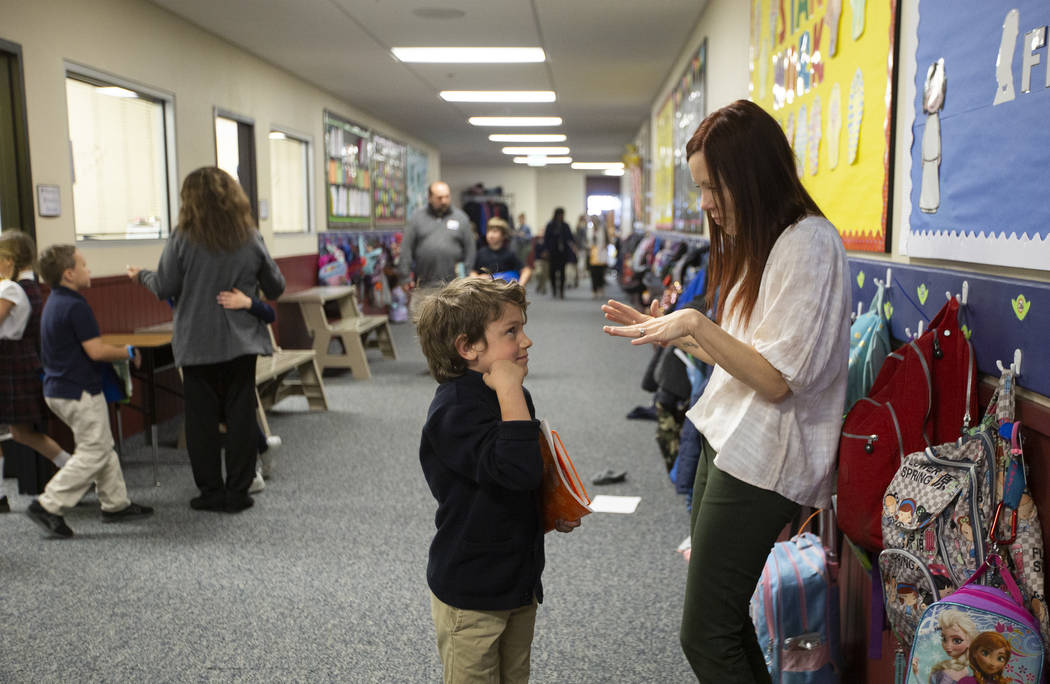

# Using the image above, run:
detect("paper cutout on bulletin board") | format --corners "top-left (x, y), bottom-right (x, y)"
top-left (905, 0), bottom-right (1050, 271)
top-left (652, 95), bottom-right (675, 230)
top-left (748, 0), bottom-right (896, 253)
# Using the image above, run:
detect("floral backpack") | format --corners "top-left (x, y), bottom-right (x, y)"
top-left (877, 369), bottom-right (1049, 653)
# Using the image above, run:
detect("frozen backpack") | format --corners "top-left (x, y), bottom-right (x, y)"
top-left (906, 554), bottom-right (1043, 684)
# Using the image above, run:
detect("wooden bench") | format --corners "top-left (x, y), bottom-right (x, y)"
top-left (279, 285), bottom-right (398, 379)
top-left (254, 326), bottom-right (329, 436)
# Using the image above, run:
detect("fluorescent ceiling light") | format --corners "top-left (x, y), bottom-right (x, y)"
top-left (469, 116), bottom-right (562, 127)
top-left (571, 162), bottom-right (625, 170)
top-left (392, 47), bottom-right (545, 63)
top-left (441, 91), bottom-right (555, 103)
top-left (96, 86), bottom-right (138, 98)
top-left (501, 146), bottom-right (570, 155)
top-left (268, 131), bottom-right (287, 140)
top-left (513, 156), bottom-right (572, 164)
top-left (603, 168), bottom-right (625, 176)
top-left (489, 133), bottom-right (566, 142)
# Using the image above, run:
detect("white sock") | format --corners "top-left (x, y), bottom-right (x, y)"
top-left (53, 450), bottom-right (71, 468)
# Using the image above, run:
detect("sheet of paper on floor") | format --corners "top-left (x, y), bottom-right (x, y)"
top-left (588, 495), bottom-right (641, 514)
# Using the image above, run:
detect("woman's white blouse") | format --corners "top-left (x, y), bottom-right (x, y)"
top-left (686, 216), bottom-right (851, 507)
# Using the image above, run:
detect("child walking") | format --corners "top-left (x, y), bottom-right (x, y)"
top-left (415, 277), bottom-right (580, 683)
top-left (0, 231), bottom-right (73, 512)
top-left (26, 245), bottom-right (153, 537)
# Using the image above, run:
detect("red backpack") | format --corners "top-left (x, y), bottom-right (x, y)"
top-left (836, 297), bottom-right (978, 552)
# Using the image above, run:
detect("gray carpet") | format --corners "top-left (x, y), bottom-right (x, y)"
top-left (0, 278), bottom-right (696, 682)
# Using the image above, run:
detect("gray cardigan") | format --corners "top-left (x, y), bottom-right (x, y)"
top-left (139, 230), bottom-right (286, 367)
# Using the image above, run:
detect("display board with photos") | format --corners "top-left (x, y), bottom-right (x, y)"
top-left (405, 145), bottom-right (429, 219)
top-left (672, 40), bottom-right (706, 233)
top-left (371, 133), bottom-right (407, 225)
top-left (324, 110), bottom-right (371, 226)
top-left (748, 0), bottom-right (898, 251)
top-left (905, 0), bottom-right (1050, 271)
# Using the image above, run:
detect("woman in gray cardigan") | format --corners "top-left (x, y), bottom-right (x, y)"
top-left (129, 167), bottom-right (285, 512)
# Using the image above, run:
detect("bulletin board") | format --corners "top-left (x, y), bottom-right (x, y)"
top-left (748, 0), bottom-right (898, 251)
top-left (905, 1), bottom-right (1050, 271)
top-left (652, 95), bottom-right (675, 231)
top-left (672, 40), bottom-right (707, 233)
top-left (324, 110), bottom-right (371, 226)
top-left (371, 133), bottom-right (407, 225)
top-left (406, 145), bottom-right (429, 218)
top-left (623, 119), bottom-right (648, 232)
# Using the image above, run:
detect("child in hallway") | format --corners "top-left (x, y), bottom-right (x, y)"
top-left (470, 217), bottom-right (532, 285)
top-left (0, 232), bottom-right (74, 512)
top-left (215, 287), bottom-right (283, 491)
top-left (26, 245), bottom-right (153, 537)
top-left (415, 277), bottom-right (581, 683)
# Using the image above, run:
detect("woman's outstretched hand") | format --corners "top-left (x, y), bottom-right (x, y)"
top-left (602, 305), bottom-right (701, 346)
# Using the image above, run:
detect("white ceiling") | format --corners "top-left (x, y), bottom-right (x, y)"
top-left (148, 0), bottom-right (708, 167)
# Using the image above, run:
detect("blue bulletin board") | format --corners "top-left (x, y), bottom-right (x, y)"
top-left (849, 258), bottom-right (1050, 398)
top-left (906, 1), bottom-right (1050, 270)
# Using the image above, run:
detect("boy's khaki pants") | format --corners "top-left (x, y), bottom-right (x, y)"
top-left (40, 391), bottom-right (131, 514)
top-left (431, 592), bottom-right (537, 684)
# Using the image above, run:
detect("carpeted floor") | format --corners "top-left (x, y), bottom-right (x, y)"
top-left (0, 278), bottom-right (696, 682)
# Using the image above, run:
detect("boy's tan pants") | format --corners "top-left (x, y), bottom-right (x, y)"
top-left (430, 591), bottom-right (537, 684)
top-left (40, 391), bottom-right (130, 514)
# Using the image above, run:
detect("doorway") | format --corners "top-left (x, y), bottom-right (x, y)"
top-left (0, 39), bottom-right (35, 236)
top-left (214, 109), bottom-right (258, 222)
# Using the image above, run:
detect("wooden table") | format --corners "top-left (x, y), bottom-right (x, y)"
top-left (101, 331), bottom-right (176, 486)
top-left (278, 286), bottom-right (397, 378)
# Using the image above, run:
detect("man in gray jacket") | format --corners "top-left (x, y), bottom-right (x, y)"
top-left (400, 181), bottom-right (475, 316)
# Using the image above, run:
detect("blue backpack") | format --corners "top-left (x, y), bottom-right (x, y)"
top-left (845, 281), bottom-right (891, 411)
top-left (751, 530), bottom-right (842, 683)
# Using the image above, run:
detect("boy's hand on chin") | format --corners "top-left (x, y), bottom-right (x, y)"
top-left (483, 359), bottom-right (526, 393)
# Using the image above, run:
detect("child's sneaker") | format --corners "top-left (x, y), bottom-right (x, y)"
top-left (100, 502), bottom-right (154, 522)
top-left (0, 495), bottom-right (10, 513)
top-left (26, 499), bottom-right (73, 538)
top-left (249, 468), bottom-right (265, 494)
top-left (260, 435), bottom-right (282, 479)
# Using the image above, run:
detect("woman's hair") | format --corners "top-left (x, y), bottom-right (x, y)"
top-left (38, 244), bottom-right (77, 287)
top-left (0, 229), bottom-right (38, 275)
top-left (415, 277), bottom-right (528, 383)
top-left (176, 167), bottom-right (256, 252)
top-left (686, 99), bottom-right (823, 325)
top-left (967, 631), bottom-right (1012, 682)
top-left (552, 207), bottom-right (565, 221)
top-left (938, 609), bottom-right (977, 640)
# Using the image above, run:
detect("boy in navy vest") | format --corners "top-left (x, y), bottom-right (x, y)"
top-left (415, 277), bottom-right (580, 682)
top-left (26, 245), bottom-right (153, 538)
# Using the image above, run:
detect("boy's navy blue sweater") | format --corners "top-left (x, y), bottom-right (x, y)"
top-left (420, 369), bottom-right (545, 611)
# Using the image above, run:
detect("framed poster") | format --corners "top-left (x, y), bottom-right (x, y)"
top-left (749, 0), bottom-right (898, 251)
top-left (406, 145), bottom-right (429, 218)
top-left (324, 110), bottom-right (371, 226)
top-left (652, 94), bottom-right (675, 231)
top-left (905, 1), bottom-right (1050, 271)
top-left (672, 40), bottom-right (706, 233)
top-left (372, 133), bottom-right (407, 225)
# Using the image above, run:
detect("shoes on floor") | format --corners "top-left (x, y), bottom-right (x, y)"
top-left (190, 494), bottom-right (226, 512)
top-left (592, 469), bottom-right (627, 485)
top-left (26, 499), bottom-right (73, 538)
top-left (101, 502), bottom-right (154, 523)
top-left (225, 494), bottom-right (254, 513)
top-left (0, 495), bottom-right (10, 513)
top-left (249, 469), bottom-right (266, 494)
top-left (625, 405), bottom-right (658, 421)
top-left (260, 435), bottom-right (282, 479)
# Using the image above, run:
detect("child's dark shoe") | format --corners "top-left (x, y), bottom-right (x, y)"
top-left (101, 502), bottom-right (154, 522)
top-left (26, 499), bottom-right (73, 538)
top-left (0, 495), bottom-right (10, 513)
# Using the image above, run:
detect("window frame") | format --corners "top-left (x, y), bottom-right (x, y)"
top-left (267, 124), bottom-right (314, 236)
top-left (64, 62), bottom-right (177, 244)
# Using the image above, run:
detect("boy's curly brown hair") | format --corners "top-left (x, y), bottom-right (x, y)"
top-left (415, 277), bottom-right (528, 383)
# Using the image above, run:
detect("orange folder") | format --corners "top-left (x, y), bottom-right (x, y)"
top-left (538, 420), bottom-right (592, 533)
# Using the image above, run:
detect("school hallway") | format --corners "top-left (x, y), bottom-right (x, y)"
top-left (0, 280), bottom-right (698, 682)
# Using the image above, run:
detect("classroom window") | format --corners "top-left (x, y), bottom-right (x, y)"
top-left (65, 70), bottom-right (174, 240)
top-left (268, 130), bottom-right (311, 233)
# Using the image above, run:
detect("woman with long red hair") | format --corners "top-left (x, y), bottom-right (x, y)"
top-left (603, 99), bottom-right (851, 681)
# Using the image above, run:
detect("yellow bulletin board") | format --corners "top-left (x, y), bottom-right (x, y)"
top-left (749, 0), bottom-right (898, 252)
top-left (652, 95), bottom-right (675, 230)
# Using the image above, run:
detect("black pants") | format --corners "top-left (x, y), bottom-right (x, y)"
top-left (680, 438), bottom-right (799, 682)
top-left (549, 259), bottom-right (567, 298)
top-left (589, 264), bottom-right (607, 292)
top-left (181, 355), bottom-right (258, 499)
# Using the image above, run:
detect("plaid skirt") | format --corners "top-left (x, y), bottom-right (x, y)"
top-left (0, 336), bottom-right (47, 424)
